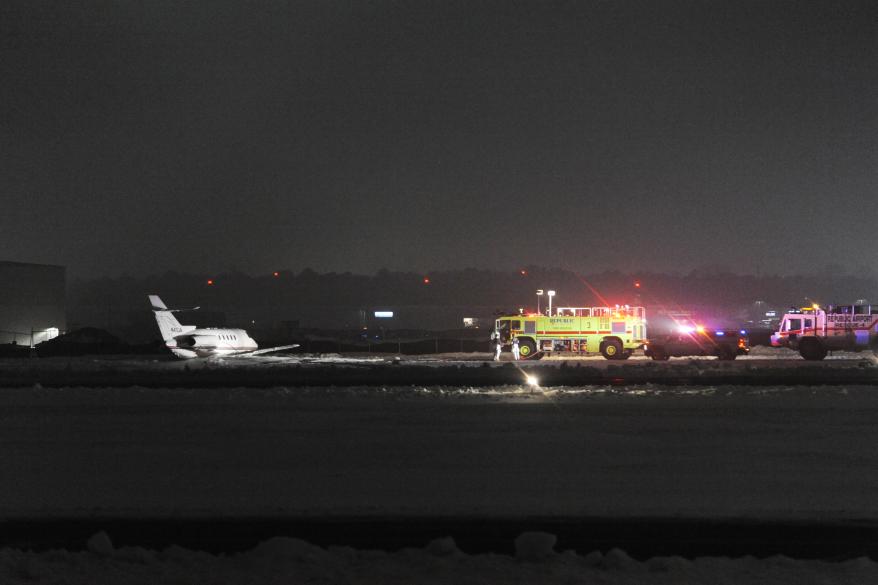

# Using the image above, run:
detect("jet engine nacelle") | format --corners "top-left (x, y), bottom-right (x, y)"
top-left (175, 334), bottom-right (219, 349)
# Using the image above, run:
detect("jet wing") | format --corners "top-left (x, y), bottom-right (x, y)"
top-left (237, 344), bottom-right (301, 357)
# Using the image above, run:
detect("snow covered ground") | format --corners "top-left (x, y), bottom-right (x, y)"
top-left (2, 348), bottom-right (876, 392)
top-left (2, 344), bottom-right (875, 372)
top-left (1, 530), bottom-right (876, 584)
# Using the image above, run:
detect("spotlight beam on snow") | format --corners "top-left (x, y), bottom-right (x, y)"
top-left (508, 360), bottom-right (540, 390)
top-left (512, 364), bottom-right (570, 419)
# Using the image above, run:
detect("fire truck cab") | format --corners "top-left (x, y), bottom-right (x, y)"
top-left (495, 306), bottom-right (647, 360)
top-left (770, 304), bottom-right (878, 360)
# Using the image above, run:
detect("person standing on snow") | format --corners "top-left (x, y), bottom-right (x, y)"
top-left (492, 331), bottom-right (502, 361)
top-left (512, 337), bottom-right (520, 360)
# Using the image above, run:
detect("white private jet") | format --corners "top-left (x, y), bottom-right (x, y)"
top-left (149, 295), bottom-right (298, 359)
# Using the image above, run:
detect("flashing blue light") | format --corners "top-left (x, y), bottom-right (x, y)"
top-left (715, 331), bottom-right (725, 336)
top-left (740, 329), bottom-right (747, 335)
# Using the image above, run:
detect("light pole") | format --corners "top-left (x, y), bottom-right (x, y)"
top-left (536, 289), bottom-right (544, 314)
top-left (547, 290), bottom-right (556, 316)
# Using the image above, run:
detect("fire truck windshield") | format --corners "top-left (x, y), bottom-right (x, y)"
top-left (497, 319), bottom-right (521, 343)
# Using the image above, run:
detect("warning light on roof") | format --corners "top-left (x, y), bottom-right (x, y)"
top-left (520, 269), bottom-right (528, 276)
top-left (423, 277), bottom-right (430, 284)
top-left (273, 271), bottom-right (280, 277)
top-left (634, 281), bottom-right (641, 288)
top-left (207, 279), bottom-right (215, 286)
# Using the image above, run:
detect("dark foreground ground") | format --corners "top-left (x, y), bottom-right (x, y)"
top-left (4, 516), bottom-right (878, 560)
top-left (2, 353), bottom-right (878, 565)
top-left (2, 382), bottom-right (878, 560)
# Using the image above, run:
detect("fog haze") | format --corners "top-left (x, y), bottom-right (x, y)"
top-left (2, 1), bottom-right (875, 277)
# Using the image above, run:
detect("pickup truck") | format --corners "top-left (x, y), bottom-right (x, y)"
top-left (644, 328), bottom-right (749, 361)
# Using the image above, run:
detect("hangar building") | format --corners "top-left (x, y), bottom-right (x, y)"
top-left (0, 261), bottom-right (66, 345)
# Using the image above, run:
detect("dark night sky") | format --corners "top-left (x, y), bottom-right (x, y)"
top-left (2, 1), bottom-right (876, 278)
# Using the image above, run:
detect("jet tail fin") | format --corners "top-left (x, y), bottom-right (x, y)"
top-left (149, 295), bottom-right (168, 311)
top-left (148, 295), bottom-right (195, 342)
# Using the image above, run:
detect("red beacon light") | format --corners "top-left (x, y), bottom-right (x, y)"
top-left (423, 277), bottom-right (431, 284)
top-left (273, 271), bottom-right (280, 277)
top-left (207, 279), bottom-right (215, 286)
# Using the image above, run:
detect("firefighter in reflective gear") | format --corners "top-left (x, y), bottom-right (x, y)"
top-left (492, 330), bottom-right (502, 361)
top-left (512, 336), bottom-right (520, 360)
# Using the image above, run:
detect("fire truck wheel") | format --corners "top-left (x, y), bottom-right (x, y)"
top-left (600, 339), bottom-right (623, 360)
top-left (799, 338), bottom-right (827, 361)
top-left (519, 339), bottom-right (537, 358)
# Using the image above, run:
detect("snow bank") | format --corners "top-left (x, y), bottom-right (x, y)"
top-left (3, 348), bottom-right (877, 389)
top-left (0, 532), bottom-right (875, 584)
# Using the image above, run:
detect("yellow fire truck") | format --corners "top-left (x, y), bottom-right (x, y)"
top-left (495, 306), bottom-right (647, 359)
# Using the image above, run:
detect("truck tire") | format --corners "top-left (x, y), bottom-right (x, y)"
top-left (717, 347), bottom-right (737, 361)
top-left (650, 347), bottom-right (669, 361)
top-left (601, 339), bottom-right (623, 360)
top-left (518, 338), bottom-right (537, 359)
top-left (799, 338), bottom-right (827, 361)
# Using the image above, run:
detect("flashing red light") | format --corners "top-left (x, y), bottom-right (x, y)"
top-left (273, 271), bottom-right (280, 277)
top-left (423, 277), bottom-right (431, 284)
top-left (520, 269), bottom-right (527, 276)
top-left (634, 281), bottom-right (641, 288)
top-left (207, 279), bottom-right (215, 286)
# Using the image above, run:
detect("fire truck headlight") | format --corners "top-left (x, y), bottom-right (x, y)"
top-left (525, 375), bottom-right (539, 387)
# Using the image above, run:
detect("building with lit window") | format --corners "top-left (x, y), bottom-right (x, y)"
top-left (0, 261), bottom-right (66, 346)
